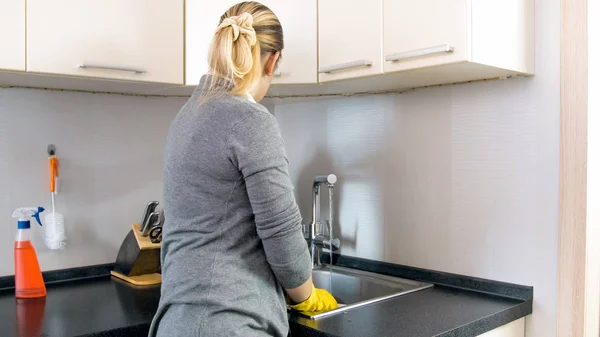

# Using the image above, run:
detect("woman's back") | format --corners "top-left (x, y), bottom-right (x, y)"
top-left (150, 86), bottom-right (311, 337)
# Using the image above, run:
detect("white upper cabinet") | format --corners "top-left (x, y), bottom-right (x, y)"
top-left (0, 0), bottom-right (532, 96)
top-left (314, 0), bottom-right (533, 88)
top-left (185, 0), bottom-right (317, 86)
top-left (468, 0), bottom-right (534, 74)
top-left (383, 0), bottom-right (534, 75)
top-left (263, 0), bottom-right (317, 84)
top-left (0, 0), bottom-right (25, 71)
top-left (186, 0), bottom-right (238, 86)
top-left (383, 0), bottom-right (468, 73)
top-left (318, 0), bottom-right (383, 83)
top-left (26, 0), bottom-right (184, 84)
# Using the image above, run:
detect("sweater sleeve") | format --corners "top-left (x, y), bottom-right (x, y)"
top-left (227, 111), bottom-right (312, 289)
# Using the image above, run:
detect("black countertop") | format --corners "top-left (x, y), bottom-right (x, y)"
top-left (0, 256), bottom-right (532, 337)
top-left (289, 286), bottom-right (527, 337)
top-left (0, 274), bottom-right (158, 337)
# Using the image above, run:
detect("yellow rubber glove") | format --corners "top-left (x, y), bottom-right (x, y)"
top-left (288, 286), bottom-right (338, 314)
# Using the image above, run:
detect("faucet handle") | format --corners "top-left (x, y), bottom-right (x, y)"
top-left (328, 237), bottom-right (341, 251)
top-left (313, 235), bottom-right (340, 251)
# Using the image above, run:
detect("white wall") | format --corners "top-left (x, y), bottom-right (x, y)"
top-left (274, 2), bottom-right (559, 336)
top-left (0, 88), bottom-right (185, 276)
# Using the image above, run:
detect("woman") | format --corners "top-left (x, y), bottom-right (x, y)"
top-left (149, 2), bottom-right (337, 337)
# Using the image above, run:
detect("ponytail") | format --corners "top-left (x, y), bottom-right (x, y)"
top-left (201, 2), bottom-right (284, 103)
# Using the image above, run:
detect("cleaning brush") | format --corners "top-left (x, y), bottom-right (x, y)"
top-left (44, 144), bottom-right (66, 250)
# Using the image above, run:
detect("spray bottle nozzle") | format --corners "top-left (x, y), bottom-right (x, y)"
top-left (12, 207), bottom-right (45, 227)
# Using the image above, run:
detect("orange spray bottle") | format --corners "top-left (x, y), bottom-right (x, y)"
top-left (12, 207), bottom-right (46, 298)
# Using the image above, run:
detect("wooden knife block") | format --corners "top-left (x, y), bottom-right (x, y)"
top-left (111, 224), bottom-right (162, 286)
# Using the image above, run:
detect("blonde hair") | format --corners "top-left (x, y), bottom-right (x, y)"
top-left (202, 2), bottom-right (283, 102)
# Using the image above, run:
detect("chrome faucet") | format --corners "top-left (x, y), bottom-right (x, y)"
top-left (304, 174), bottom-right (341, 268)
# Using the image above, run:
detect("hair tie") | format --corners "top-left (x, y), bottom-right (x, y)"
top-left (217, 13), bottom-right (257, 47)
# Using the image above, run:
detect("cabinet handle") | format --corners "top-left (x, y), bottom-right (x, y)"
top-left (318, 60), bottom-right (373, 74)
top-left (79, 64), bottom-right (146, 74)
top-left (385, 44), bottom-right (454, 62)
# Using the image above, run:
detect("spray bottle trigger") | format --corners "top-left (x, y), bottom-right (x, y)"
top-left (32, 207), bottom-right (45, 226)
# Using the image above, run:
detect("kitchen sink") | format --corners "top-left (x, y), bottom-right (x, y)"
top-left (300, 265), bottom-right (433, 319)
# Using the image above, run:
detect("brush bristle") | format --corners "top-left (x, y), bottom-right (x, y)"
top-left (44, 213), bottom-right (66, 250)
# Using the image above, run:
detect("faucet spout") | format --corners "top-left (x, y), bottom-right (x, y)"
top-left (306, 174), bottom-right (338, 268)
top-left (314, 174), bottom-right (338, 185)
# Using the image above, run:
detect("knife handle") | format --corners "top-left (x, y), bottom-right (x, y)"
top-left (140, 201), bottom-right (159, 227)
top-left (141, 212), bottom-right (160, 237)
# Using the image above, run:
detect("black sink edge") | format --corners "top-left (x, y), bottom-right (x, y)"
top-left (322, 254), bottom-right (533, 302)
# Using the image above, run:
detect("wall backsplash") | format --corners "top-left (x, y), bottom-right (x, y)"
top-left (275, 4), bottom-right (558, 336)
top-left (276, 77), bottom-right (557, 336)
top-left (0, 88), bottom-right (185, 277)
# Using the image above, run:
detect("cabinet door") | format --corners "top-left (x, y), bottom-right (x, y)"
top-left (318, 0), bottom-right (383, 83)
top-left (0, 0), bottom-right (25, 71)
top-left (27, 0), bottom-right (184, 84)
top-left (186, 0), bottom-right (317, 86)
top-left (186, 0), bottom-right (239, 86)
top-left (263, 0), bottom-right (317, 84)
top-left (383, 0), bottom-right (468, 73)
top-left (477, 318), bottom-right (524, 337)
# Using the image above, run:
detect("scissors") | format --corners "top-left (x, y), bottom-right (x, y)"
top-left (149, 225), bottom-right (162, 243)
top-left (149, 210), bottom-right (164, 244)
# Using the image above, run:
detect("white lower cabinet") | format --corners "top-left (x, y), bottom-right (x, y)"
top-left (477, 318), bottom-right (525, 337)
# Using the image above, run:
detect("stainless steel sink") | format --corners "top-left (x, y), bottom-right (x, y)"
top-left (301, 265), bottom-right (433, 319)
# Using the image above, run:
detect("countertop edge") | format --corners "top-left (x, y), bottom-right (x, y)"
top-left (289, 321), bottom-right (341, 337)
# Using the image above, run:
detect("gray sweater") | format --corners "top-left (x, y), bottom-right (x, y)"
top-left (148, 83), bottom-right (312, 337)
